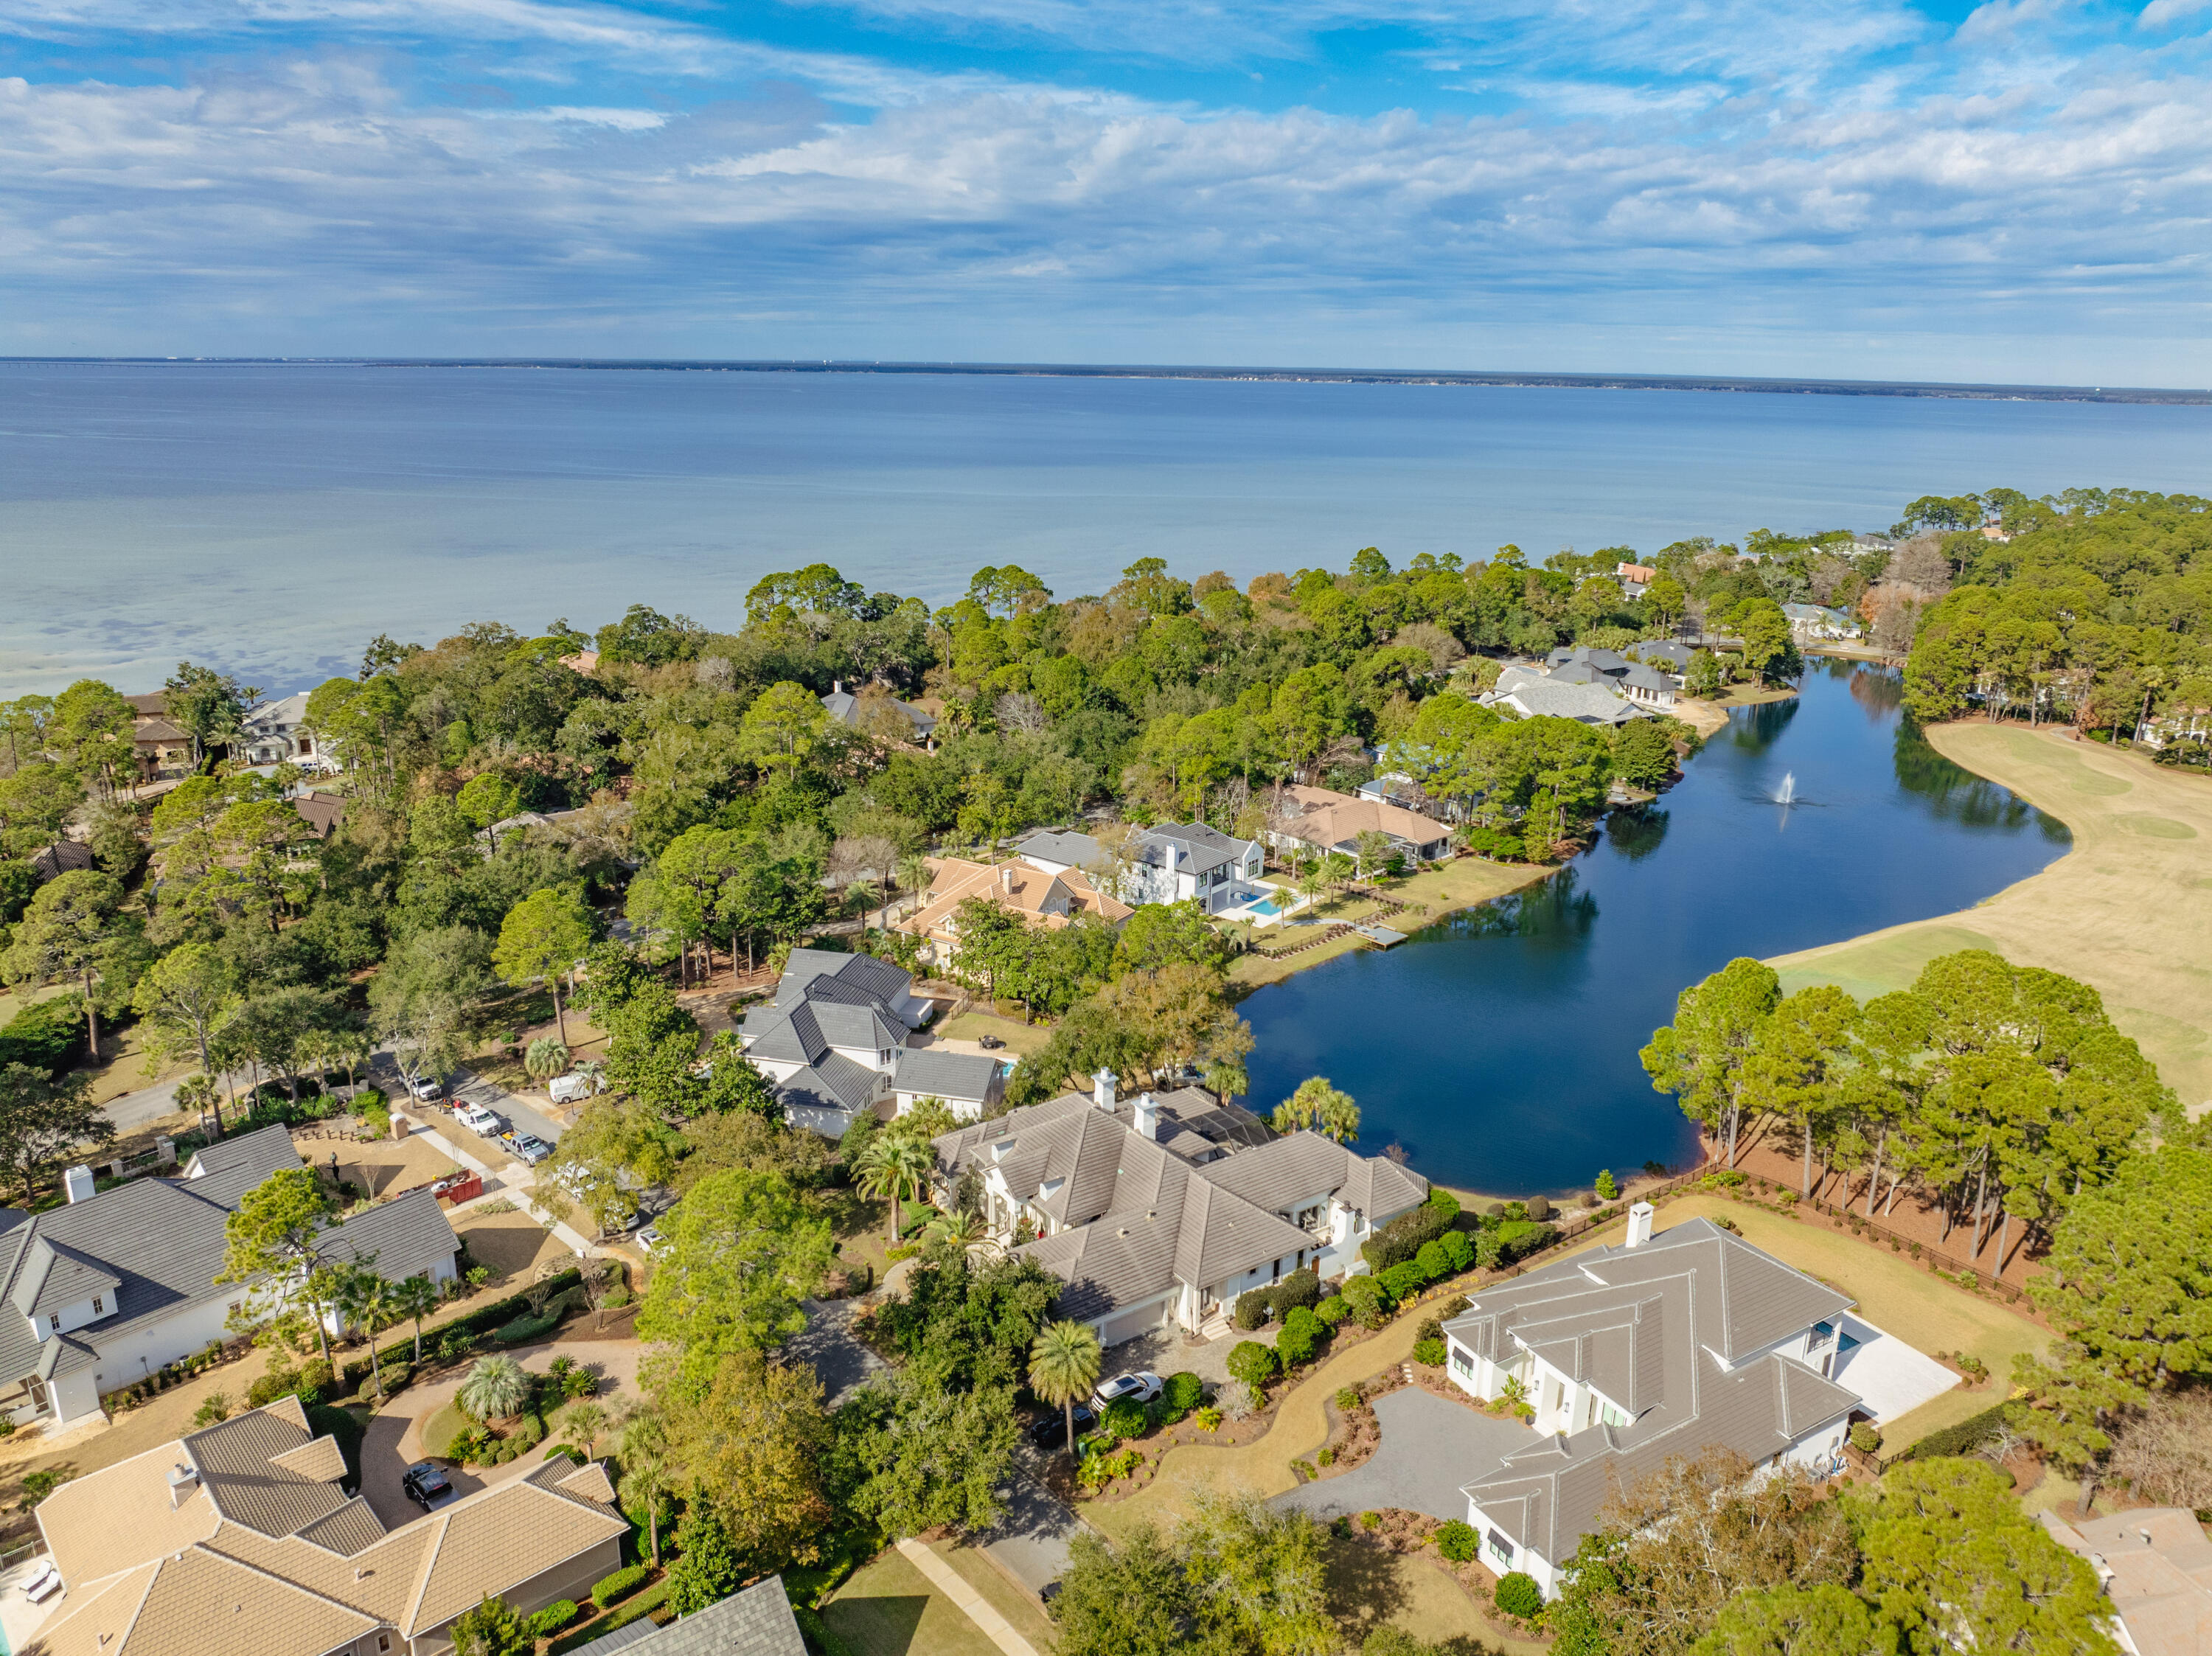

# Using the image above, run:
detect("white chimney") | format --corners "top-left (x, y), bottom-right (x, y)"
top-left (167, 1463), bottom-right (200, 1509)
top-left (1134, 1093), bottom-right (1159, 1141)
top-left (1001, 866), bottom-right (1015, 891)
top-left (1624, 1200), bottom-right (1655, 1250)
top-left (1093, 1068), bottom-right (1117, 1112)
top-left (832, 679), bottom-right (843, 695)
top-left (63, 1165), bottom-right (95, 1205)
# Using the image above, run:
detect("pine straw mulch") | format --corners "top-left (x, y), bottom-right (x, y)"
top-left (1339, 1511), bottom-right (1553, 1649)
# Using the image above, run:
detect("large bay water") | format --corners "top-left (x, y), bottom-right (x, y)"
top-left (1240, 662), bottom-right (2071, 1195)
top-left (7, 362), bottom-right (2212, 693)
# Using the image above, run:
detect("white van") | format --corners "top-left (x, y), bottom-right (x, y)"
top-left (548, 1071), bottom-right (603, 1104)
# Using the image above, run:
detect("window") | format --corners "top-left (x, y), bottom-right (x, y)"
top-left (91, 1296), bottom-right (103, 1315)
top-left (377, 1635), bottom-right (391, 1652)
top-left (1451, 1347), bottom-right (1473, 1377)
top-left (1487, 1529), bottom-right (1514, 1566)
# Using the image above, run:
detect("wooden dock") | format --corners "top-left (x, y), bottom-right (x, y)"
top-left (1352, 924), bottom-right (1407, 947)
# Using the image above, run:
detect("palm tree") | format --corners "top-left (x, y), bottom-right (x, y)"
top-left (1203, 1055), bottom-right (1249, 1107)
top-left (614, 1409), bottom-right (669, 1565)
top-left (856, 1134), bottom-right (931, 1244)
top-left (333, 1265), bottom-right (394, 1399)
top-left (1028, 1320), bottom-right (1102, 1465)
top-left (563, 1399), bottom-right (606, 1458)
top-left (458, 1354), bottom-right (532, 1422)
top-left (897, 853), bottom-right (934, 919)
top-left (392, 1273), bottom-right (443, 1365)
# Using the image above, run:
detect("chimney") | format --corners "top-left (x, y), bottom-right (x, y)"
top-left (1093, 1068), bottom-right (1117, 1112)
top-left (1624, 1200), bottom-right (1655, 1250)
top-left (63, 1165), bottom-right (95, 1205)
top-left (832, 679), bottom-right (843, 695)
top-left (167, 1462), bottom-right (200, 1509)
top-left (1134, 1093), bottom-right (1159, 1141)
top-left (1001, 866), bottom-right (1015, 891)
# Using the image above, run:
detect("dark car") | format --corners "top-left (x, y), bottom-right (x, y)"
top-left (978, 1034), bottom-right (1005, 1050)
top-left (1027, 1403), bottom-right (1096, 1448)
top-left (401, 1461), bottom-right (455, 1510)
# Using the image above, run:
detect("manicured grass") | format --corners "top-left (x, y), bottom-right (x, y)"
top-left (1227, 857), bottom-right (1549, 991)
top-left (1324, 1541), bottom-right (1547, 1656)
top-left (419, 1400), bottom-right (469, 1460)
top-left (1565, 1193), bottom-right (2046, 1451)
top-left (933, 1011), bottom-right (1051, 1056)
top-left (932, 1543), bottom-right (1059, 1649)
top-left (1770, 725), bottom-right (2212, 1112)
top-left (821, 1547), bottom-right (1003, 1656)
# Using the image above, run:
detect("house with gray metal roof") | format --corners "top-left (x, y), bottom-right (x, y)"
top-left (737, 950), bottom-right (936, 1137)
top-left (0, 1127), bottom-right (459, 1430)
top-left (887, 1047), bottom-right (1008, 1124)
top-left (1443, 1206), bottom-right (1860, 1597)
top-left (560, 1578), bottom-right (804, 1656)
top-left (933, 1071), bottom-right (1427, 1347)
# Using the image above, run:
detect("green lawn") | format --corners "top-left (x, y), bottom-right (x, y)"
top-left (1574, 1194), bottom-right (2046, 1450)
top-left (933, 1011), bottom-right (1051, 1057)
top-left (821, 1547), bottom-right (1003, 1656)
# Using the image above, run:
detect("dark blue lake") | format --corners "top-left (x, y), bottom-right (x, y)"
top-left (1239, 661), bottom-right (2071, 1195)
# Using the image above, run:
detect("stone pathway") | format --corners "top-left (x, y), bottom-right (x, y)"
top-left (895, 1537), bottom-right (1043, 1656)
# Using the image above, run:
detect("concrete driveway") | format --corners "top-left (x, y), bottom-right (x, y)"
top-left (358, 1337), bottom-right (643, 1529)
top-left (1276, 1387), bottom-right (1536, 1525)
top-left (981, 1470), bottom-right (1088, 1600)
top-left (787, 1298), bottom-right (887, 1405)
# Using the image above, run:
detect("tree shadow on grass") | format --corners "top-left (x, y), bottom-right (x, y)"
top-left (1324, 1535), bottom-right (1412, 1641)
top-left (821, 1593), bottom-right (929, 1656)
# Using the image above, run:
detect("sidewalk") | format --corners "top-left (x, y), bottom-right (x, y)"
top-left (894, 1539), bottom-right (1042, 1656)
top-left (394, 1113), bottom-right (597, 1256)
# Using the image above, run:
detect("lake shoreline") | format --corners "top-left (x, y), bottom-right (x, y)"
top-left (1768, 720), bottom-right (2212, 1112)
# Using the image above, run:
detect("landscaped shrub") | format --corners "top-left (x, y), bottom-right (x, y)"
top-left (493, 1310), bottom-right (561, 1346)
top-left (1227, 1340), bottom-right (1281, 1391)
top-left (1437, 1293), bottom-right (1471, 1319)
top-left (1276, 1305), bottom-right (1327, 1368)
top-left (0, 997), bottom-right (86, 1077)
top-left (1336, 1386), bottom-right (1361, 1411)
top-left (1435, 1520), bottom-right (1478, 1562)
top-left (1440, 1231), bottom-right (1475, 1274)
top-left (1317, 1295), bottom-right (1352, 1326)
top-left (1595, 1169), bottom-right (1619, 1200)
top-left (1161, 1371), bottom-right (1205, 1413)
top-left (1195, 1406), bottom-right (1224, 1431)
top-left (1426, 1187), bottom-right (1461, 1223)
top-left (1525, 1195), bottom-right (1553, 1222)
top-left (592, 1565), bottom-right (651, 1608)
top-left (1268, 1266), bottom-right (1321, 1317)
top-left (1850, 1423), bottom-right (1882, 1454)
top-left (1339, 1275), bottom-right (1393, 1328)
top-left (1412, 1337), bottom-right (1446, 1367)
top-left (1234, 1290), bottom-right (1272, 1329)
top-left (1100, 1398), bottom-right (1149, 1441)
top-left (1316, 1447), bottom-right (1334, 1467)
top-left (1897, 1402), bottom-right (2012, 1462)
top-left (1363, 1203), bottom-right (1451, 1273)
top-left (528, 1601), bottom-right (580, 1638)
top-left (1479, 1220), bottom-right (1557, 1270)
top-left (1413, 1239), bottom-right (1452, 1284)
top-left (1495, 1572), bottom-right (1543, 1618)
top-left (1378, 1262), bottom-right (1422, 1301)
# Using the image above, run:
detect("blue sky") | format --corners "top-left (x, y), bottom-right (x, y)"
top-left (3, 0), bottom-right (2209, 380)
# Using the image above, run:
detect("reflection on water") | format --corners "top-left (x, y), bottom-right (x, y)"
top-left (1241, 663), bottom-right (2071, 1193)
top-left (1605, 807), bottom-right (1671, 861)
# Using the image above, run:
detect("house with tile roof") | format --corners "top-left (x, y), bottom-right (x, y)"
top-left (899, 856), bottom-right (1133, 971)
top-left (1262, 784), bottom-right (1453, 866)
top-left (122, 692), bottom-right (195, 781)
top-left (26, 1398), bottom-right (627, 1656)
top-left (933, 1071), bottom-right (1426, 1346)
top-left (1442, 1205), bottom-right (1860, 1597)
top-left (0, 1127), bottom-right (459, 1430)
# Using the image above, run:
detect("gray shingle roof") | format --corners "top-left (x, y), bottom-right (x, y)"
top-left (1449, 1217), bottom-right (1858, 1566)
top-left (888, 1048), bottom-right (1004, 1104)
top-left (822, 688), bottom-right (936, 740)
top-left (1015, 829), bottom-right (1106, 870)
top-left (1138, 824), bottom-right (1245, 877)
top-left (1483, 678), bottom-right (1648, 726)
top-left (774, 1051), bottom-right (883, 1120)
top-left (567, 1579), bottom-right (804, 1656)
top-left (936, 1095), bottom-right (1421, 1318)
top-left (316, 1189), bottom-right (462, 1284)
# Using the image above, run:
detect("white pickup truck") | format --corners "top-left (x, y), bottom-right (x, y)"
top-left (453, 1102), bottom-right (504, 1136)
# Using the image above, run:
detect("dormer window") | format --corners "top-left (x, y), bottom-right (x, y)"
top-left (91, 1296), bottom-right (104, 1316)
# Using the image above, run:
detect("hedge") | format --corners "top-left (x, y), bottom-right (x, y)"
top-left (592, 1565), bottom-right (652, 1607)
top-left (549, 1582), bottom-right (671, 1656)
top-left (493, 1310), bottom-right (562, 1346)
top-left (528, 1601), bottom-right (580, 1638)
top-left (1896, 1401), bottom-right (2013, 1463)
top-left (1435, 1520), bottom-right (1478, 1563)
top-left (793, 1603), bottom-right (860, 1656)
top-left (0, 998), bottom-right (86, 1078)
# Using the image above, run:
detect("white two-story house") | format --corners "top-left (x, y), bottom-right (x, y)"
top-left (1017, 824), bottom-right (1267, 916)
top-left (1442, 1206), bottom-right (1862, 1598)
top-left (932, 1071), bottom-right (1429, 1347)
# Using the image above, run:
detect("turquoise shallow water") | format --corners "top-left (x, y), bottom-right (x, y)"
top-left (1241, 663), bottom-right (2070, 1194)
top-left (6, 362), bottom-right (2212, 692)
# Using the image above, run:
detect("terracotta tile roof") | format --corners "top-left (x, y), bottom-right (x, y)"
top-left (267, 1435), bottom-right (349, 1485)
top-left (902, 856), bottom-right (1131, 942)
top-left (35, 1442), bottom-right (221, 1587)
top-left (404, 1463), bottom-right (628, 1634)
top-left (1270, 786), bottom-right (1451, 852)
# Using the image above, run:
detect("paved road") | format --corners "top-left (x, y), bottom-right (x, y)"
top-left (364, 1055), bottom-right (566, 1148)
top-left (1275, 1386), bottom-right (1533, 1524)
top-left (105, 1071), bottom-right (202, 1133)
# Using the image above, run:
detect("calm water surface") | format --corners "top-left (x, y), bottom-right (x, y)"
top-left (7, 363), bottom-right (2212, 692)
top-left (1240, 663), bottom-right (2070, 1194)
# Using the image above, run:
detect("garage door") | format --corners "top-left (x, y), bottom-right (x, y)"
top-left (1099, 1299), bottom-right (1167, 1347)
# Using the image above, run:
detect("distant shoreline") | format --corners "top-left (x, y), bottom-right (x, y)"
top-left (6, 357), bottom-right (2209, 405)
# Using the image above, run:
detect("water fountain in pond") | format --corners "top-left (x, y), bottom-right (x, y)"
top-left (1775, 772), bottom-right (1798, 806)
